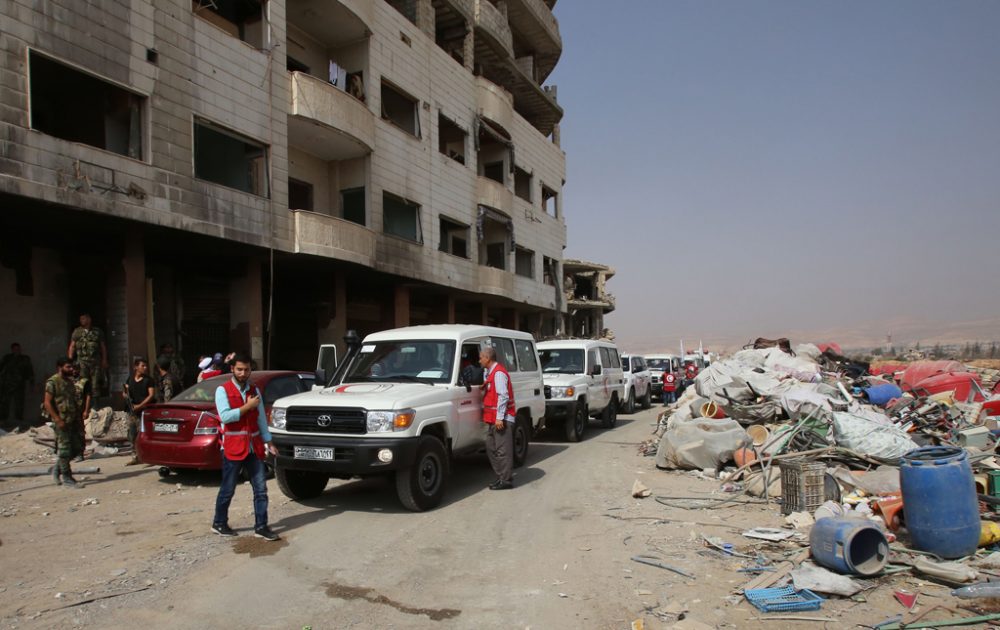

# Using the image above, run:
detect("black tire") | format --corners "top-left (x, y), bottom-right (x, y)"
top-left (396, 437), bottom-right (448, 511)
top-left (157, 467), bottom-right (171, 478)
top-left (624, 388), bottom-right (636, 414)
top-left (276, 466), bottom-right (328, 500)
top-left (600, 396), bottom-right (618, 429)
top-left (565, 402), bottom-right (586, 442)
top-left (641, 388), bottom-right (652, 409)
top-left (513, 417), bottom-right (531, 468)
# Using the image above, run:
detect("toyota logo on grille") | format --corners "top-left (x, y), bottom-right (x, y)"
top-left (316, 414), bottom-right (332, 427)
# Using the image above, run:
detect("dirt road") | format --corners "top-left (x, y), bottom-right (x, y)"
top-left (2, 408), bottom-right (912, 629)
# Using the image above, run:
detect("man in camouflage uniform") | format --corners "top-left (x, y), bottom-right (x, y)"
top-left (156, 343), bottom-right (186, 389)
top-left (0, 342), bottom-right (34, 429)
top-left (43, 357), bottom-right (84, 488)
top-left (68, 313), bottom-right (107, 398)
top-left (155, 356), bottom-right (181, 403)
top-left (71, 362), bottom-right (92, 462)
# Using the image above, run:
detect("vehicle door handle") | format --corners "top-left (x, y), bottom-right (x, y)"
top-left (534, 389), bottom-right (540, 395)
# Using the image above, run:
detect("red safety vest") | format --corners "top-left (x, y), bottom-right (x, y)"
top-left (219, 380), bottom-right (266, 460)
top-left (662, 371), bottom-right (678, 392)
top-left (482, 363), bottom-right (516, 424)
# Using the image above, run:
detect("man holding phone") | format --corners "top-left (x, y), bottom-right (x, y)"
top-left (211, 354), bottom-right (280, 541)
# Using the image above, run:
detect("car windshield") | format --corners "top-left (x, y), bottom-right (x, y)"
top-left (539, 349), bottom-right (585, 374)
top-left (171, 377), bottom-right (229, 402)
top-left (344, 340), bottom-right (456, 384)
top-left (646, 359), bottom-right (670, 370)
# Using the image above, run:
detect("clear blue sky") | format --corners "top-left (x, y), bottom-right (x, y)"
top-left (549, 1), bottom-right (1000, 352)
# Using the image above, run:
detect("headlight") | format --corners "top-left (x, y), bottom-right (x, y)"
top-left (550, 386), bottom-right (575, 399)
top-left (366, 409), bottom-right (416, 433)
top-left (271, 407), bottom-right (287, 429)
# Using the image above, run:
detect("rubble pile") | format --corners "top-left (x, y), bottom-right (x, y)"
top-left (645, 342), bottom-right (1000, 627)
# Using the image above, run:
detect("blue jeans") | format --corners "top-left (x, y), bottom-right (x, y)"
top-left (213, 452), bottom-right (268, 530)
top-left (663, 390), bottom-right (676, 405)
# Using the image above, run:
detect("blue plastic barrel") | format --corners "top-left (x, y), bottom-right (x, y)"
top-left (900, 446), bottom-right (980, 559)
top-left (810, 517), bottom-right (888, 575)
top-left (863, 383), bottom-right (903, 407)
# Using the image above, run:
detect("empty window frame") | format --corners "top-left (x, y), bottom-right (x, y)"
top-left (29, 52), bottom-right (145, 160)
top-left (435, 11), bottom-right (467, 65)
top-left (514, 167), bottom-right (532, 202)
top-left (542, 184), bottom-right (558, 217)
top-left (288, 178), bottom-right (313, 211)
top-left (479, 208), bottom-right (511, 270)
top-left (385, 0), bottom-right (417, 24)
top-left (439, 216), bottom-right (469, 259)
top-left (341, 187), bottom-right (366, 225)
top-left (381, 81), bottom-right (420, 137)
top-left (477, 120), bottom-right (510, 185)
top-left (515, 246), bottom-right (534, 279)
top-left (438, 114), bottom-right (467, 165)
top-left (543, 256), bottom-right (558, 286)
top-left (193, 120), bottom-right (269, 197)
top-left (192, 0), bottom-right (266, 48)
top-left (383, 192), bottom-right (422, 243)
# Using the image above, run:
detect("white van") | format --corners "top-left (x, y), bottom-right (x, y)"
top-left (268, 325), bottom-right (546, 511)
top-left (536, 339), bottom-right (626, 442)
top-left (620, 354), bottom-right (653, 413)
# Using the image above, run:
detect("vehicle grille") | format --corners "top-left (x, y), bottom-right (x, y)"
top-left (286, 407), bottom-right (366, 434)
top-left (651, 375), bottom-right (660, 384)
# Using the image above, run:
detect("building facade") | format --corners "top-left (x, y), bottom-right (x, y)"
top-left (562, 259), bottom-right (615, 340)
top-left (0, 0), bottom-right (567, 406)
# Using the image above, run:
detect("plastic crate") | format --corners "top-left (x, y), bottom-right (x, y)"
top-left (779, 459), bottom-right (826, 515)
top-left (988, 470), bottom-right (1000, 513)
top-left (745, 586), bottom-right (824, 613)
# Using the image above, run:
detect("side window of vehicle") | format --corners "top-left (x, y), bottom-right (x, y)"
top-left (264, 376), bottom-right (300, 403)
top-left (514, 339), bottom-right (538, 372)
top-left (587, 349), bottom-right (600, 371)
top-left (491, 337), bottom-right (518, 371)
top-left (599, 347), bottom-right (617, 369)
top-left (636, 358), bottom-right (646, 372)
top-left (610, 348), bottom-right (621, 369)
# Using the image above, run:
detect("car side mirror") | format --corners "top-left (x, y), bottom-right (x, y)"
top-left (314, 368), bottom-right (326, 387)
top-left (591, 364), bottom-right (602, 376)
top-left (460, 365), bottom-right (483, 391)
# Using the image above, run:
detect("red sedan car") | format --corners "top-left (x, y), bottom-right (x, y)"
top-left (137, 371), bottom-right (315, 476)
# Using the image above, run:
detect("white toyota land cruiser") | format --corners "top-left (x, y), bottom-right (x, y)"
top-left (536, 339), bottom-right (626, 442)
top-left (269, 325), bottom-right (546, 511)
top-left (620, 354), bottom-right (653, 414)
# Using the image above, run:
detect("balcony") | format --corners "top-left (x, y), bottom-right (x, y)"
top-left (476, 76), bottom-right (513, 132)
top-left (479, 265), bottom-right (514, 296)
top-left (505, 0), bottom-right (562, 81)
top-left (473, 0), bottom-right (514, 61)
top-left (286, 0), bottom-right (373, 47)
top-left (288, 71), bottom-right (374, 160)
top-left (293, 210), bottom-right (376, 266)
top-left (476, 176), bottom-right (513, 214)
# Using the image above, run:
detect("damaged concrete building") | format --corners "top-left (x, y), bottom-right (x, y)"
top-left (0, 0), bottom-right (568, 412)
top-left (562, 259), bottom-right (615, 339)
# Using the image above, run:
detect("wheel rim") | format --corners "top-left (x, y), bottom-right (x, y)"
top-left (418, 452), bottom-right (442, 494)
top-left (575, 408), bottom-right (585, 435)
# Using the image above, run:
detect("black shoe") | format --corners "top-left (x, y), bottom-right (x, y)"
top-left (254, 526), bottom-right (280, 542)
top-left (489, 481), bottom-right (513, 490)
top-left (211, 523), bottom-right (237, 537)
top-left (488, 479), bottom-right (503, 489)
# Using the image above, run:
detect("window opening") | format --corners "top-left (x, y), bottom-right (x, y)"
top-left (477, 206), bottom-right (513, 271)
top-left (385, 0), bottom-right (416, 24)
top-left (342, 187), bottom-right (366, 225)
top-left (543, 256), bottom-right (558, 286)
top-left (288, 178), bottom-right (313, 211)
top-left (477, 119), bottom-right (510, 185)
top-left (514, 167), bottom-right (532, 202)
top-left (542, 184), bottom-right (558, 217)
top-left (287, 56), bottom-right (309, 73)
top-left (438, 114), bottom-right (467, 165)
top-left (434, 10), bottom-right (468, 65)
top-left (192, 0), bottom-right (266, 48)
top-left (194, 120), bottom-right (269, 197)
top-left (439, 216), bottom-right (469, 259)
top-left (383, 192), bottom-right (422, 243)
top-left (381, 81), bottom-right (420, 137)
top-left (29, 52), bottom-right (144, 159)
top-left (515, 246), bottom-right (534, 279)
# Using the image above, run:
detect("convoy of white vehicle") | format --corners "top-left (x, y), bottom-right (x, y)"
top-left (267, 325), bottom-right (669, 511)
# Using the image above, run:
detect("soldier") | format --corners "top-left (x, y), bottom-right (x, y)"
top-left (156, 343), bottom-right (186, 388)
top-left (155, 356), bottom-right (181, 403)
top-left (71, 362), bottom-right (92, 462)
top-left (0, 342), bottom-right (34, 430)
top-left (43, 357), bottom-right (84, 488)
top-left (68, 313), bottom-right (108, 398)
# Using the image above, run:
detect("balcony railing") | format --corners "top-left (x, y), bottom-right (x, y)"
top-left (288, 71), bottom-right (374, 160)
top-left (292, 210), bottom-right (376, 266)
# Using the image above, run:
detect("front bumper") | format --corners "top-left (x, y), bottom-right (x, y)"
top-left (271, 433), bottom-right (421, 475)
top-left (544, 399), bottom-right (579, 422)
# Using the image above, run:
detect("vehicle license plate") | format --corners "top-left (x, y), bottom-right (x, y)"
top-left (153, 422), bottom-right (179, 433)
top-left (294, 446), bottom-right (334, 460)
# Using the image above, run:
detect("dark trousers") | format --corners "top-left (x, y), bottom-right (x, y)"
top-left (0, 385), bottom-right (25, 424)
top-left (663, 390), bottom-right (676, 405)
top-left (213, 452), bottom-right (268, 530)
top-left (486, 422), bottom-right (513, 483)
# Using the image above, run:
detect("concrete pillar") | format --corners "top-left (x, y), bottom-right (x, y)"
top-left (480, 302), bottom-right (489, 325)
top-left (446, 296), bottom-right (456, 324)
top-left (394, 285), bottom-right (410, 328)
top-left (230, 258), bottom-right (264, 366)
top-left (462, 26), bottom-right (474, 72)
top-left (123, 226), bottom-right (147, 364)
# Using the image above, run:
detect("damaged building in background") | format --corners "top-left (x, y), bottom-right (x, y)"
top-left (0, 0), bottom-right (569, 418)
top-left (563, 259), bottom-right (615, 339)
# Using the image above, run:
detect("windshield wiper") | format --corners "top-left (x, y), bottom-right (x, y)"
top-left (344, 376), bottom-right (379, 383)
top-left (391, 375), bottom-right (436, 385)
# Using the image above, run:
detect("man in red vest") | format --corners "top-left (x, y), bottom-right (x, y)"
top-left (480, 346), bottom-right (515, 490)
top-left (211, 354), bottom-right (280, 541)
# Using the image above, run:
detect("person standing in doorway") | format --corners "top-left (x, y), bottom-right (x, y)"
top-left (156, 343), bottom-right (186, 389)
top-left (0, 343), bottom-right (34, 430)
top-left (44, 358), bottom-right (83, 488)
top-left (480, 347), bottom-right (515, 490)
top-left (211, 354), bottom-right (279, 541)
top-left (68, 313), bottom-right (108, 397)
top-left (155, 356), bottom-right (181, 403)
top-left (123, 358), bottom-right (155, 465)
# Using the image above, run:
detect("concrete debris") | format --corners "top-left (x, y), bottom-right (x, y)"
top-left (784, 511), bottom-right (815, 530)
top-left (631, 479), bottom-right (651, 498)
top-left (791, 562), bottom-right (867, 597)
top-left (742, 527), bottom-right (795, 542)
